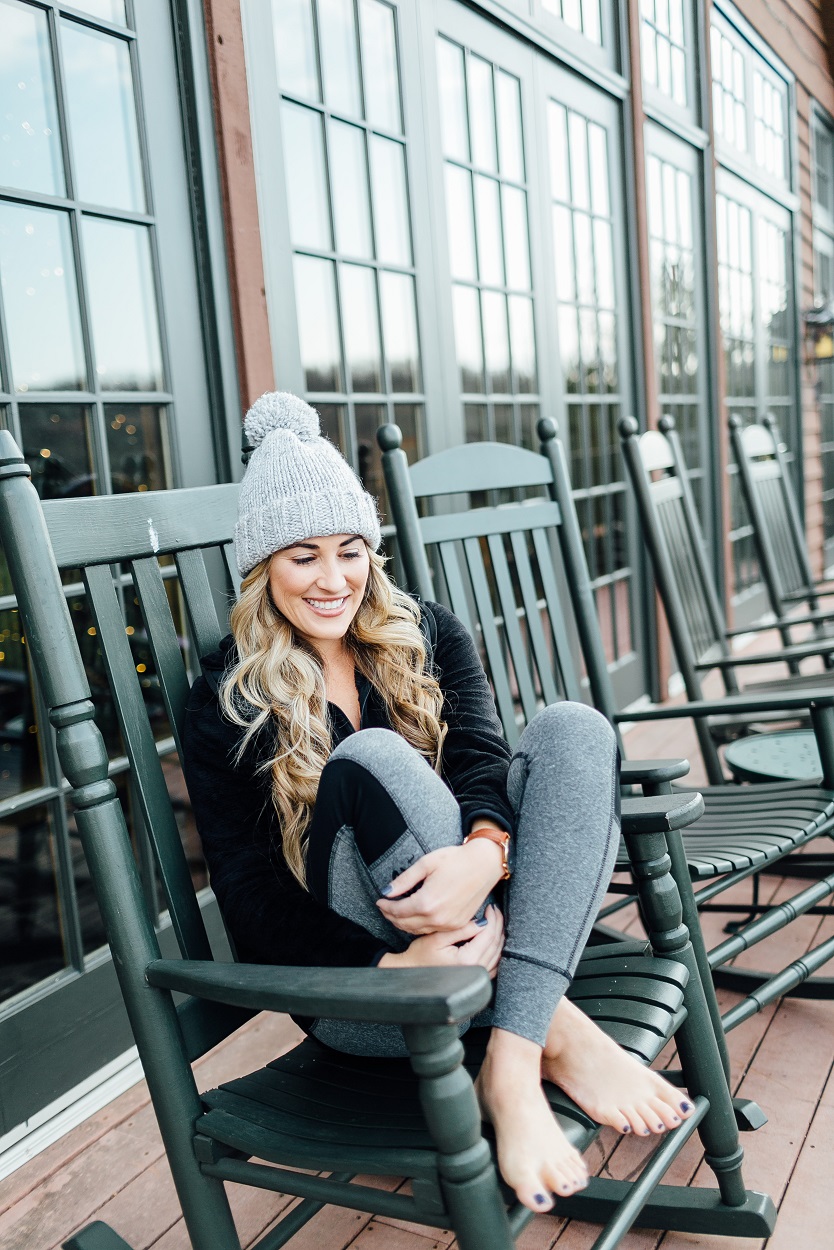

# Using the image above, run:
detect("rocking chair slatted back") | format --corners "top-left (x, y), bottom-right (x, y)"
top-left (729, 415), bottom-right (823, 613)
top-left (378, 431), bottom-right (583, 748)
top-left (40, 478), bottom-right (247, 1057)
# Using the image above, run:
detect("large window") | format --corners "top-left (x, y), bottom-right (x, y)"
top-left (711, 6), bottom-right (797, 622)
top-left (641, 0), bottom-right (688, 112)
top-left (436, 35), bottom-right (539, 451)
top-left (717, 177), bottom-right (797, 612)
top-left (711, 8), bottom-right (790, 194)
top-left (546, 84), bottom-right (635, 673)
top-left (271, 0), bottom-right (425, 508)
top-left (645, 129), bottom-right (711, 533)
top-left (0, 0), bottom-right (229, 1137)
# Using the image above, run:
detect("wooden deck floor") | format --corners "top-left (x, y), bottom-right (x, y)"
top-left (2, 635), bottom-right (834, 1250)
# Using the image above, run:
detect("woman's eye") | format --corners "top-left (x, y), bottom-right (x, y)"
top-left (293, 556), bottom-right (315, 566)
top-left (342, 550), bottom-right (361, 560)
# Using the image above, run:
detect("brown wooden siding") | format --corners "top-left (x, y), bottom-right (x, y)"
top-left (202, 0), bottom-right (275, 415)
top-left (733, 0), bottom-right (834, 577)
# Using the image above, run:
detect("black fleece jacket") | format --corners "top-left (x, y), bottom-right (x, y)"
top-left (182, 601), bottom-right (513, 969)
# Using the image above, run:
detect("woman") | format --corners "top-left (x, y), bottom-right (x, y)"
top-left (183, 392), bottom-right (694, 1215)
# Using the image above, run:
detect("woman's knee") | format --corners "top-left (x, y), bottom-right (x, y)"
top-left (330, 727), bottom-right (424, 771)
top-left (521, 702), bottom-right (617, 760)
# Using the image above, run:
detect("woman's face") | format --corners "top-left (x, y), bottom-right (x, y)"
top-left (268, 533), bottom-right (370, 651)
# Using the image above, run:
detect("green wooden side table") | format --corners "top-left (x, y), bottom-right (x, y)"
top-left (724, 730), bottom-right (823, 785)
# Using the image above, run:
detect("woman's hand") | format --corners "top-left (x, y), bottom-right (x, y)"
top-left (376, 835), bottom-right (506, 934)
top-left (378, 905), bottom-right (504, 978)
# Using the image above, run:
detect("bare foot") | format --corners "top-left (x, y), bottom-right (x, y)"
top-left (542, 997), bottom-right (695, 1138)
top-left (475, 1031), bottom-right (589, 1213)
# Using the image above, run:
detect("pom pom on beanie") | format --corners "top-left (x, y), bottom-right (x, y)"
top-left (244, 391), bottom-right (320, 447)
top-left (234, 391), bottom-right (381, 576)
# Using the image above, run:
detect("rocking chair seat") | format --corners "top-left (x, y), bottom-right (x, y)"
top-left (197, 943), bottom-right (688, 1181)
top-left (615, 784), bottom-right (834, 880)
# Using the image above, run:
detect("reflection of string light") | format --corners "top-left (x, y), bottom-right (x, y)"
top-left (136, 663), bottom-right (146, 673)
top-left (40, 448), bottom-right (50, 458)
top-left (126, 425), bottom-right (136, 435)
top-left (87, 626), bottom-right (96, 636)
top-left (125, 626), bottom-right (134, 635)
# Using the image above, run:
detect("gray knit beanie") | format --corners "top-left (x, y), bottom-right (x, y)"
top-left (234, 392), bottom-right (381, 577)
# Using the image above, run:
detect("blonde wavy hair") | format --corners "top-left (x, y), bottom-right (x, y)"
top-left (219, 548), bottom-right (447, 887)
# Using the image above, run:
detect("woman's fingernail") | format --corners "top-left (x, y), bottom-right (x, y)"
top-left (476, 916), bottom-right (489, 927)
top-left (381, 884), bottom-right (393, 896)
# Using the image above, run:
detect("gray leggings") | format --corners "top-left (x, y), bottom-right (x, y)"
top-left (307, 703), bottom-right (620, 1056)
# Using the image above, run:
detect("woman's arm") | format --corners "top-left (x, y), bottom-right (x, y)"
top-left (182, 678), bottom-right (390, 969)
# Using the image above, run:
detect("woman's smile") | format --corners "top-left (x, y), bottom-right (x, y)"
top-left (303, 595), bottom-right (349, 615)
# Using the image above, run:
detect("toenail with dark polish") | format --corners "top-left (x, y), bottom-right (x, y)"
top-left (657, 1123), bottom-right (665, 1130)
top-left (671, 1115), bottom-right (680, 1123)
top-left (680, 1101), bottom-right (692, 1112)
top-left (642, 1129), bottom-right (650, 1136)
top-left (622, 1124), bottom-right (631, 1133)
top-left (534, 1193), bottom-right (548, 1206)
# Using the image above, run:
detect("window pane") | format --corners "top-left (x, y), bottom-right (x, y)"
top-left (552, 204), bottom-right (576, 302)
top-left (468, 55), bottom-right (497, 172)
top-left (508, 295), bottom-right (536, 394)
top-left (0, 803), bottom-right (65, 1002)
top-left (379, 270), bottom-right (420, 392)
top-left (474, 174), bottom-right (503, 286)
top-left (548, 101), bottom-right (569, 200)
top-left (293, 254), bottom-right (343, 391)
top-left (0, 203), bottom-right (86, 393)
top-left (61, 21), bottom-right (144, 212)
top-left (436, 37), bottom-right (468, 162)
top-left (20, 403), bottom-right (96, 498)
top-left (282, 103), bottom-right (332, 250)
top-left (0, 604), bottom-right (44, 796)
top-left (330, 120), bottom-right (372, 258)
top-left (568, 112), bottom-right (590, 209)
top-left (444, 164), bottom-right (477, 281)
top-left (502, 185), bottom-right (530, 290)
top-left (359, 0), bottom-right (401, 133)
top-left (315, 402), bottom-right (345, 450)
top-left (319, 0), bottom-right (361, 116)
top-left (482, 289), bottom-right (511, 393)
top-left (452, 284), bottom-right (484, 393)
top-left (0, 0), bottom-right (64, 196)
top-left (354, 402), bottom-right (386, 504)
top-left (83, 218), bottom-right (164, 391)
top-left (273, 0), bottom-right (319, 101)
top-left (393, 402), bottom-right (422, 464)
top-left (495, 70), bottom-right (524, 182)
top-left (340, 263), bottom-right (382, 392)
top-left (105, 404), bottom-right (171, 493)
top-left (71, 1), bottom-right (126, 23)
top-left (465, 402), bottom-right (488, 443)
top-left (369, 136), bottom-right (411, 265)
top-left (588, 123), bottom-right (609, 215)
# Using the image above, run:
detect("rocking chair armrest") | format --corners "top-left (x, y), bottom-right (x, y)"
top-left (695, 638), bottom-right (834, 670)
top-left (613, 688), bottom-right (834, 723)
top-left (145, 960), bottom-right (492, 1026)
top-left (619, 758), bottom-right (691, 786)
top-left (621, 792), bottom-right (704, 834)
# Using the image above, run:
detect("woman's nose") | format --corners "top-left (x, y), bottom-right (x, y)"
top-left (316, 560), bottom-right (348, 591)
